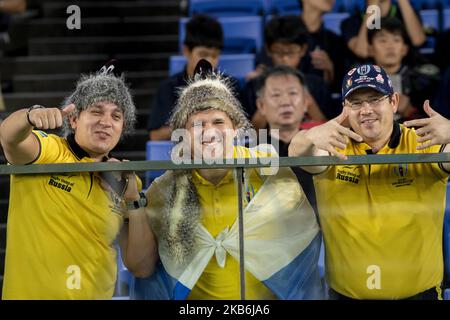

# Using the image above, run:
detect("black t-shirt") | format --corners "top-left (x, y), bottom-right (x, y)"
top-left (299, 19), bottom-right (348, 92)
top-left (433, 66), bottom-right (450, 119)
top-left (147, 69), bottom-right (188, 131)
top-left (434, 29), bottom-right (450, 71)
top-left (393, 64), bottom-right (440, 117)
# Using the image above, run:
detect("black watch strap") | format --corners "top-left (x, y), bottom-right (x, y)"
top-left (27, 105), bottom-right (45, 127)
top-left (125, 192), bottom-right (147, 210)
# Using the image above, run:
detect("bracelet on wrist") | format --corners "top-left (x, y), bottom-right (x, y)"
top-left (26, 105), bottom-right (45, 127)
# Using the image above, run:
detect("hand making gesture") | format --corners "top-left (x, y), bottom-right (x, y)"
top-left (404, 100), bottom-right (450, 150)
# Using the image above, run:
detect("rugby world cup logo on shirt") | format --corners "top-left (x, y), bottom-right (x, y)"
top-left (392, 164), bottom-right (414, 187)
top-left (393, 164), bottom-right (408, 177)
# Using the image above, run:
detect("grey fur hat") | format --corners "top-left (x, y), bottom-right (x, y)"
top-left (169, 74), bottom-right (251, 131)
top-left (61, 73), bottom-right (136, 137)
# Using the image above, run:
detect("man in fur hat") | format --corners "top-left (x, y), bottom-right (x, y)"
top-left (129, 67), bottom-right (324, 300)
top-left (0, 70), bottom-right (156, 299)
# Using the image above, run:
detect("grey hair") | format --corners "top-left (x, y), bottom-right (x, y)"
top-left (60, 73), bottom-right (136, 137)
top-left (255, 65), bottom-right (307, 99)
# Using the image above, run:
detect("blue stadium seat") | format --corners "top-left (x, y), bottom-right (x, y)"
top-left (179, 16), bottom-right (264, 54)
top-left (188, 0), bottom-right (264, 17)
top-left (444, 9), bottom-right (450, 30)
top-left (420, 9), bottom-right (440, 31)
top-left (169, 55), bottom-right (188, 76)
top-left (412, 0), bottom-right (446, 10)
top-left (323, 12), bottom-right (350, 35)
top-left (333, 0), bottom-right (344, 12)
top-left (266, 0), bottom-right (300, 15)
top-left (145, 141), bottom-right (174, 186)
top-left (169, 54), bottom-right (255, 88)
top-left (266, 0), bottom-right (356, 14)
top-left (181, 16), bottom-right (264, 54)
top-left (264, 13), bottom-right (348, 36)
top-left (419, 9), bottom-right (439, 55)
top-left (341, 0), bottom-right (365, 12)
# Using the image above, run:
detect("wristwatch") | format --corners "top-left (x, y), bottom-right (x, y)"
top-left (125, 192), bottom-right (147, 210)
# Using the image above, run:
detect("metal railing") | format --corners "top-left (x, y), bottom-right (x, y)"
top-left (2, 153), bottom-right (449, 300)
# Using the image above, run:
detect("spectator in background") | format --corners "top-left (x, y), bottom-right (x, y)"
top-left (256, 65), bottom-right (317, 213)
top-left (243, 15), bottom-right (333, 130)
top-left (298, 0), bottom-right (347, 91)
top-left (147, 14), bottom-right (240, 141)
top-left (367, 17), bottom-right (439, 121)
top-left (341, 0), bottom-right (426, 60)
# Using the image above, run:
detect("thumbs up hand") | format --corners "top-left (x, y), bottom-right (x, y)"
top-left (27, 104), bottom-right (76, 130)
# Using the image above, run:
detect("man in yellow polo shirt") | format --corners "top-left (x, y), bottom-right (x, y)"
top-left (289, 64), bottom-right (450, 299)
top-left (131, 60), bottom-right (323, 300)
top-left (0, 67), bottom-right (157, 299)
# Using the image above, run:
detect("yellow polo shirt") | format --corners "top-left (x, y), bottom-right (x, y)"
top-left (187, 146), bottom-right (277, 300)
top-left (314, 123), bottom-right (449, 299)
top-left (2, 131), bottom-right (124, 300)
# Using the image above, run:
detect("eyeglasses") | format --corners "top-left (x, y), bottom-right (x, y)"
top-left (346, 95), bottom-right (390, 110)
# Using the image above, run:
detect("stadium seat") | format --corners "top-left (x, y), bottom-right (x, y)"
top-left (444, 9), bottom-right (450, 30)
top-left (341, 0), bottom-right (365, 12)
top-left (169, 54), bottom-right (255, 88)
top-left (188, 0), bottom-right (264, 17)
top-left (266, 0), bottom-right (300, 15)
top-left (419, 9), bottom-right (439, 55)
top-left (420, 9), bottom-right (440, 31)
top-left (169, 55), bottom-right (188, 76)
top-left (323, 12), bottom-right (350, 35)
top-left (264, 13), bottom-right (349, 36)
top-left (179, 16), bottom-right (264, 54)
top-left (146, 140), bottom-right (174, 187)
top-left (333, 0), bottom-right (344, 12)
top-left (412, 0), bottom-right (446, 10)
top-left (266, 0), bottom-right (357, 14)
